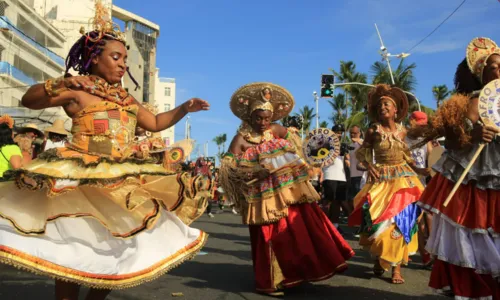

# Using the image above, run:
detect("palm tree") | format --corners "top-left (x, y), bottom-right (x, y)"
top-left (212, 134), bottom-right (225, 156)
top-left (371, 59), bottom-right (417, 92)
top-left (331, 61), bottom-right (369, 115)
top-left (328, 94), bottom-right (347, 125)
top-left (319, 120), bottom-right (329, 129)
top-left (297, 105), bottom-right (316, 132)
top-left (220, 133), bottom-right (227, 153)
top-left (432, 85), bottom-right (451, 107)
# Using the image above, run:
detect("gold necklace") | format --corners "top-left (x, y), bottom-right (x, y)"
top-left (238, 122), bottom-right (274, 144)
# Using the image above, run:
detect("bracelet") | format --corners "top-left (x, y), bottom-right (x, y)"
top-left (44, 77), bottom-right (68, 97)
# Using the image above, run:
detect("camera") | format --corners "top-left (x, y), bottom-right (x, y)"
top-left (340, 142), bottom-right (355, 156)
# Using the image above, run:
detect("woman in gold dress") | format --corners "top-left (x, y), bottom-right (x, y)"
top-left (0, 2), bottom-right (210, 300)
top-left (348, 84), bottom-right (429, 284)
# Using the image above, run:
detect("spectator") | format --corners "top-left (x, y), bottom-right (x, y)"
top-left (348, 125), bottom-right (364, 208)
top-left (321, 125), bottom-right (351, 230)
top-left (43, 119), bottom-right (70, 151)
top-left (0, 116), bottom-right (22, 179)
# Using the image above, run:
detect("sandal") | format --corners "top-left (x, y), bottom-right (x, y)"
top-left (391, 270), bottom-right (405, 284)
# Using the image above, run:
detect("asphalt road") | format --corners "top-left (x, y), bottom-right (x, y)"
top-left (0, 208), bottom-right (444, 300)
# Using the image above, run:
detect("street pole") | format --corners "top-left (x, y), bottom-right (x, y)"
top-left (313, 91), bottom-right (319, 130)
top-left (374, 23), bottom-right (395, 85)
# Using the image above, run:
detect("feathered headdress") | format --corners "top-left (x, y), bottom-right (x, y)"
top-left (0, 115), bottom-right (14, 129)
top-left (80, 0), bottom-right (126, 43)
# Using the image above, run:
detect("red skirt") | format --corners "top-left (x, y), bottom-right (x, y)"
top-left (430, 259), bottom-right (500, 299)
top-left (248, 202), bottom-right (354, 293)
top-left (420, 173), bottom-right (499, 232)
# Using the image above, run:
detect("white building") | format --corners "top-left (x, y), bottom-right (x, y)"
top-left (112, 5), bottom-right (159, 103)
top-left (154, 68), bottom-right (175, 146)
top-left (0, 0), bottom-right (70, 130)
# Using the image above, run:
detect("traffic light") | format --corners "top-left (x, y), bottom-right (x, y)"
top-left (320, 74), bottom-right (334, 98)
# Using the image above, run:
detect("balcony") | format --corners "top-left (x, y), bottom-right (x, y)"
top-left (160, 78), bottom-right (175, 83)
top-left (0, 16), bottom-right (65, 67)
top-left (0, 61), bottom-right (37, 85)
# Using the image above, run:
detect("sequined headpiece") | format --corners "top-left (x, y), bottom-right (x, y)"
top-left (0, 115), bottom-right (14, 129)
top-left (81, 0), bottom-right (126, 43)
top-left (230, 82), bottom-right (295, 122)
top-left (466, 37), bottom-right (500, 84)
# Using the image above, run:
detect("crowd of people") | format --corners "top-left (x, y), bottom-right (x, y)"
top-left (0, 1), bottom-right (497, 299)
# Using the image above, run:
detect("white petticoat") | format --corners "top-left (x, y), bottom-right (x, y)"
top-left (426, 214), bottom-right (500, 278)
top-left (0, 209), bottom-right (207, 289)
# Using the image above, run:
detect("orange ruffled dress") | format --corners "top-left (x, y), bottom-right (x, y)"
top-left (0, 77), bottom-right (209, 289)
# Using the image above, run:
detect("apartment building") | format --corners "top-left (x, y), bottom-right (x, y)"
top-left (112, 5), bottom-right (159, 103)
top-left (0, 0), bottom-right (69, 129)
top-left (154, 68), bottom-right (175, 145)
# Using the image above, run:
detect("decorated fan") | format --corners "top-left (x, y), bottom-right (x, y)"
top-left (163, 139), bottom-right (194, 171)
top-left (302, 128), bottom-right (340, 168)
top-left (478, 79), bottom-right (500, 128)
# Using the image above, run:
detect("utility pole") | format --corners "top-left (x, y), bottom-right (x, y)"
top-left (313, 91), bottom-right (319, 130)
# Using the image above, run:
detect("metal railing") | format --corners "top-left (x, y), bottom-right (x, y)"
top-left (0, 61), bottom-right (37, 85)
top-left (0, 16), bottom-right (65, 66)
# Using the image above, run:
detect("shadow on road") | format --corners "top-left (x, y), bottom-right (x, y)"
top-left (286, 283), bottom-right (443, 299)
top-left (169, 261), bottom-right (255, 294)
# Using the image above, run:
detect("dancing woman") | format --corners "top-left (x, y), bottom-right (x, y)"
top-left (219, 82), bottom-right (354, 296)
top-left (412, 37), bottom-right (500, 299)
top-left (0, 2), bottom-right (210, 300)
top-left (349, 84), bottom-right (429, 284)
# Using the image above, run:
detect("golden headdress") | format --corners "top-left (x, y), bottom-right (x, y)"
top-left (80, 0), bottom-right (126, 43)
top-left (466, 37), bottom-right (500, 84)
top-left (0, 115), bottom-right (14, 129)
top-left (230, 82), bottom-right (295, 122)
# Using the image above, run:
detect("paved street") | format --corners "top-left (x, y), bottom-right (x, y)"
top-left (0, 207), bottom-right (444, 300)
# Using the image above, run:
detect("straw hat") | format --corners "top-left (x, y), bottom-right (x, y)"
top-left (45, 119), bottom-right (70, 136)
top-left (16, 123), bottom-right (44, 137)
top-left (230, 82), bottom-right (295, 122)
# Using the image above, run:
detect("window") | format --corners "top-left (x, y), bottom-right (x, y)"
top-left (164, 87), bottom-right (171, 97)
top-left (164, 104), bottom-right (171, 112)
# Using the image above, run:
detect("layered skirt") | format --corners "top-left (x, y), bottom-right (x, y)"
top-left (0, 148), bottom-right (209, 289)
top-left (237, 138), bottom-right (354, 292)
top-left (419, 143), bottom-right (500, 299)
top-left (349, 162), bottom-right (424, 270)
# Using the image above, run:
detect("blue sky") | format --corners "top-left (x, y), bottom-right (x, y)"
top-left (114, 0), bottom-right (499, 159)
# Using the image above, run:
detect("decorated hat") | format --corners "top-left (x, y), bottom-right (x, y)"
top-left (466, 37), bottom-right (500, 84)
top-left (45, 119), bottom-right (70, 136)
top-left (367, 84), bottom-right (409, 123)
top-left (16, 123), bottom-right (44, 137)
top-left (230, 82), bottom-right (295, 122)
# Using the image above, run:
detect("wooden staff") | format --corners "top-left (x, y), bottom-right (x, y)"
top-left (246, 157), bottom-right (302, 186)
top-left (443, 143), bottom-right (485, 207)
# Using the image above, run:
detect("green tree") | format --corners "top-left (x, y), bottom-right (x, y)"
top-left (297, 105), bottom-right (316, 132)
top-left (212, 133), bottom-right (227, 158)
top-left (331, 61), bottom-right (369, 115)
top-left (319, 120), bottom-right (329, 129)
top-left (328, 94), bottom-right (347, 125)
top-left (432, 85), bottom-right (451, 108)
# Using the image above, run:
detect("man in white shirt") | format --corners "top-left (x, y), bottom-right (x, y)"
top-left (42, 120), bottom-right (69, 151)
top-left (321, 125), bottom-right (351, 229)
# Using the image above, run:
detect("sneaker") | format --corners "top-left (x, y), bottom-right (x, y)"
top-left (208, 213), bottom-right (215, 218)
top-left (232, 208), bottom-right (238, 215)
